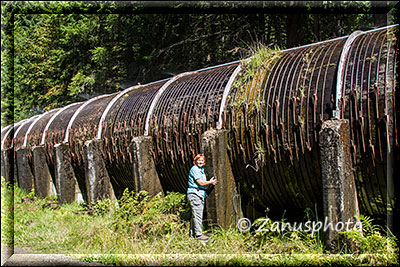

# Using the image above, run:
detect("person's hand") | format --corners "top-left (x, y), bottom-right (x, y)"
top-left (210, 177), bottom-right (217, 186)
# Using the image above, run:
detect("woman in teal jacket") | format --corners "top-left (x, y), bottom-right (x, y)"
top-left (187, 153), bottom-right (217, 240)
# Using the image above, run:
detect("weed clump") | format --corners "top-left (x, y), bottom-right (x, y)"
top-left (231, 44), bottom-right (281, 108)
top-left (340, 215), bottom-right (398, 256)
top-left (92, 189), bottom-right (191, 240)
top-left (3, 177), bottom-right (399, 266)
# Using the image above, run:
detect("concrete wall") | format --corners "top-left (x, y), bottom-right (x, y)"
top-left (54, 143), bottom-right (83, 204)
top-left (15, 148), bottom-right (34, 193)
top-left (201, 129), bottom-right (243, 229)
top-left (131, 136), bottom-right (163, 196)
top-left (32, 145), bottom-right (56, 198)
top-left (320, 119), bottom-right (360, 252)
top-left (83, 139), bottom-right (116, 203)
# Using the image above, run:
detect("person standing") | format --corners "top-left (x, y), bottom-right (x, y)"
top-left (187, 153), bottom-right (217, 240)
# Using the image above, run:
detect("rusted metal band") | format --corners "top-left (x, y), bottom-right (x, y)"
top-left (22, 109), bottom-right (60, 148)
top-left (12, 115), bottom-right (40, 148)
top-left (334, 30), bottom-right (364, 119)
top-left (1, 120), bottom-right (26, 150)
top-left (40, 102), bottom-right (82, 145)
top-left (217, 64), bottom-right (242, 129)
top-left (64, 94), bottom-right (112, 143)
top-left (1, 124), bottom-right (13, 136)
top-left (96, 78), bottom-right (171, 139)
top-left (96, 86), bottom-right (140, 139)
top-left (143, 71), bottom-right (197, 136)
top-left (1, 124), bottom-right (13, 147)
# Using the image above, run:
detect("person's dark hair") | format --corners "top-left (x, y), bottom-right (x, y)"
top-left (193, 154), bottom-right (206, 165)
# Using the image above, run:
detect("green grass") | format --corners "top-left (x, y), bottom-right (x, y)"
top-left (1, 177), bottom-right (398, 266)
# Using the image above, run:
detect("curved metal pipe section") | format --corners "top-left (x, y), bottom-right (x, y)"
top-left (147, 63), bottom-right (239, 193)
top-left (12, 115), bottom-right (40, 150)
top-left (40, 102), bottom-right (84, 181)
top-left (40, 102), bottom-right (83, 145)
top-left (217, 64), bottom-right (242, 129)
top-left (225, 35), bottom-right (347, 218)
top-left (339, 26), bottom-right (397, 218)
top-left (1, 124), bottom-right (15, 150)
top-left (22, 109), bottom-right (61, 168)
top-left (23, 109), bottom-right (60, 148)
top-left (63, 94), bottom-right (118, 202)
top-left (102, 80), bottom-right (167, 192)
top-left (2, 120), bottom-right (28, 150)
top-left (64, 94), bottom-right (114, 143)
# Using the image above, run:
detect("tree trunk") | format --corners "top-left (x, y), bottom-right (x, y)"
top-left (286, 13), bottom-right (302, 48)
top-left (373, 13), bottom-right (387, 28)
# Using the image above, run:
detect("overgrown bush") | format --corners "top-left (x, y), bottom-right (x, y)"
top-left (340, 215), bottom-right (398, 256)
top-left (92, 189), bottom-right (191, 240)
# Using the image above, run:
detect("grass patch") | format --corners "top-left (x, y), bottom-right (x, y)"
top-left (1, 177), bottom-right (398, 266)
top-left (1, 177), bottom-right (14, 246)
top-left (230, 43), bottom-right (281, 109)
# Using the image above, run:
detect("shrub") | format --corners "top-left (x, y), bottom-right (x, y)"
top-left (92, 189), bottom-right (191, 240)
top-left (340, 215), bottom-right (399, 255)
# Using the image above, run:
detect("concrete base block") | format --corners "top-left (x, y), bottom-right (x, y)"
top-left (201, 129), bottom-right (243, 229)
top-left (1, 149), bottom-right (14, 184)
top-left (32, 145), bottom-right (56, 198)
top-left (131, 136), bottom-right (163, 196)
top-left (319, 119), bottom-right (360, 252)
top-left (15, 148), bottom-right (34, 193)
top-left (83, 139), bottom-right (116, 204)
top-left (54, 143), bottom-right (83, 204)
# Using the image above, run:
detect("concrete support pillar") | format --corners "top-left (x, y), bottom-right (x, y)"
top-left (201, 129), bottom-right (243, 229)
top-left (15, 148), bottom-right (34, 193)
top-left (83, 139), bottom-right (116, 204)
top-left (130, 136), bottom-right (163, 196)
top-left (32, 145), bottom-right (56, 198)
top-left (54, 143), bottom-right (83, 204)
top-left (1, 149), bottom-right (14, 184)
top-left (319, 119), bottom-right (360, 252)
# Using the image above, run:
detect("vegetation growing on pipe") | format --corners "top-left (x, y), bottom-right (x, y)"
top-left (231, 44), bottom-right (281, 109)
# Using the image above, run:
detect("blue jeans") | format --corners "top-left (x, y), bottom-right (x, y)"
top-left (187, 193), bottom-right (204, 237)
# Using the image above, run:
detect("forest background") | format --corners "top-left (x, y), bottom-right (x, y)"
top-left (1, 1), bottom-right (398, 126)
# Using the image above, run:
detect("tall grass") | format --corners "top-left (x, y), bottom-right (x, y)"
top-left (1, 177), bottom-right (398, 266)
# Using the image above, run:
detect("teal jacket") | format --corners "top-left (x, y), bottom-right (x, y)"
top-left (187, 165), bottom-right (207, 198)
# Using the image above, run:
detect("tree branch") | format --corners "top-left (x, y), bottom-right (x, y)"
top-left (155, 30), bottom-right (230, 57)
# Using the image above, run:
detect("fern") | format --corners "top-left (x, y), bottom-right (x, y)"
top-left (340, 215), bottom-right (399, 255)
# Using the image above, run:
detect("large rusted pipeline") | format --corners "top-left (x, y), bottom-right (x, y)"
top-left (225, 34), bottom-right (348, 218)
top-left (2, 25), bottom-right (398, 221)
top-left (224, 25), bottom-right (398, 219)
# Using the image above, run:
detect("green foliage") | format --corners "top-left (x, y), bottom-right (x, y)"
top-left (112, 189), bottom-right (190, 239)
top-left (251, 216), bottom-right (324, 254)
top-left (245, 44), bottom-right (281, 79)
top-left (3, 178), bottom-right (399, 265)
top-left (1, 177), bottom-right (14, 246)
top-left (91, 188), bottom-right (191, 241)
top-left (115, 189), bottom-right (150, 219)
top-left (340, 215), bottom-right (399, 256)
top-left (231, 44), bottom-right (281, 110)
top-left (91, 198), bottom-right (118, 216)
top-left (233, 45), bottom-right (280, 90)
